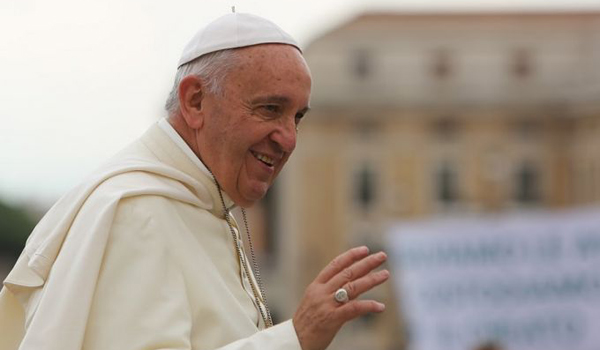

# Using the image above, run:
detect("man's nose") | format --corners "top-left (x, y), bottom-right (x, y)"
top-left (271, 117), bottom-right (297, 153)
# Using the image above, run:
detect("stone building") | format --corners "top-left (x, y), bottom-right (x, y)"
top-left (252, 11), bottom-right (600, 350)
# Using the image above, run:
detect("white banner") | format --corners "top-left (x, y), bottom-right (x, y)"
top-left (387, 207), bottom-right (600, 350)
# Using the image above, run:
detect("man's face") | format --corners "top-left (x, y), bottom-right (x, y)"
top-left (198, 44), bottom-right (312, 207)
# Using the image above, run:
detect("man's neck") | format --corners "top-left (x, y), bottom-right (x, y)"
top-left (167, 115), bottom-right (203, 161)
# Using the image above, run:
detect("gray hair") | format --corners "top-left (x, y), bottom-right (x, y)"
top-left (164, 49), bottom-right (239, 116)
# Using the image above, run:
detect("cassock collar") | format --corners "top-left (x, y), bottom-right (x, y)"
top-left (155, 118), bottom-right (236, 213)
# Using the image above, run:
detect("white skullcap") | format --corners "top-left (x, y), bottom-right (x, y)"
top-left (177, 13), bottom-right (301, 68)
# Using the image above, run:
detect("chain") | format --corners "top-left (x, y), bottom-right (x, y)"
top-left (240, 207), bottom-right (273, 325)
top-left (209, 171), bottom-right (273, 328)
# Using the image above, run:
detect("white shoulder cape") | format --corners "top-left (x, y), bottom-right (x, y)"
top-left (0, 123), bottom-right (301, 350)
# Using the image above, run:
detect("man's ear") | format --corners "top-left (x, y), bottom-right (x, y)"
top-left (178, 75), bottom-right (205, 129)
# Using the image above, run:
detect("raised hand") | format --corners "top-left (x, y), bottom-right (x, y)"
top-left (292, 246), bottom-right (390, 350)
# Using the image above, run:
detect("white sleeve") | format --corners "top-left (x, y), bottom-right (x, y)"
top-left (214, 320), bottom-right (302, 350)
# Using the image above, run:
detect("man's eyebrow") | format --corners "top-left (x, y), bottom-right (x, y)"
top-left (251, 95), bottom-right (311, 113)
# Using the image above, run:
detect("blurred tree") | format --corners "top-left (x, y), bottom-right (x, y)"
top-left (0, 199), bottom-right (36, 257)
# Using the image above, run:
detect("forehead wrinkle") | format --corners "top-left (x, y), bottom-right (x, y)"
top-left (237, 45), bottom-right (308, 76)
top-left (250, 95), bottom-right (290, 105)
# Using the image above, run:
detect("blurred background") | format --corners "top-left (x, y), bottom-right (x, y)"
top-left (1, 1), bottom-right (600, 350)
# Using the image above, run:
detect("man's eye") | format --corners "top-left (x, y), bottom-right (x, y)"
top-left (263, 105), bottom-right (280, 113)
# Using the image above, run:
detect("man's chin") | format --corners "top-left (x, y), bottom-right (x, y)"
top-left (239, 181), bottom-right (270, 206)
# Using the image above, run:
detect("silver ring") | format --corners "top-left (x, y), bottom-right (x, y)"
top-left (334, 288), bottom-right (349, 304)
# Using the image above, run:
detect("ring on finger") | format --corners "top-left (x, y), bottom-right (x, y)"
top-left (334, 288), bottom-right (349, 304)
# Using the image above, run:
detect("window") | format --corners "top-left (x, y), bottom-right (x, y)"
top-left (433, 117), bottom-right (460, 141)
top-left (515, 162), bottom-right (540, 204)
top-left (436, 163), bottom-right (459, 204)
top-left (432, 49), bottom-right (452, 79)
top-left (352, 49), bottom-right (371, 79)
top-left (355, 164), bottom-right (376, 210)
top-left (355, 119), bottom-right (379, 140)
top-left (512, 49), bottom-right (533, 78)
top-left (514, 118), bottom-right (541, 140)
top-left (263, 182), bottom-right (278, 257)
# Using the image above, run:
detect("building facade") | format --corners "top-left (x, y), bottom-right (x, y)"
top-left (256, 12), bottom-right (600, 350)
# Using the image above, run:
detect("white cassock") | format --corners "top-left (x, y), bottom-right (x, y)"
top-left (0, 120), bottom-right (301, 350)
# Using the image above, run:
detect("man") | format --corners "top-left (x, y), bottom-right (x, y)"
top-left (0, 13), bottom-right (389, 350)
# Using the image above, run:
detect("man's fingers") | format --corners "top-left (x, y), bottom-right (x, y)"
top-left (336, 300), bottom-right (386, 321)
top-left (294, 248), bottom-right (391, 350)
top-left (315, 246), bottom-right (370, 283)
top-left (343, 269), bottom-right (390, 300)
top-left (327, 251), bottom-right (387, 289)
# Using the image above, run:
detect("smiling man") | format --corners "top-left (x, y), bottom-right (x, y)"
top-left (0, 13), bottom-right (389, 350)
top-left (170, 43), bottom-right (311, 207)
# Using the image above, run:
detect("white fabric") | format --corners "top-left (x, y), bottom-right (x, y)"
top-left (157, 118), bottom-right (211, 178)
top-left (0, 123), bottom-right (301, 350)
top-left (157, 118), bottom-right (236, 211)
top-left (178, 12), bottom-right (300, 67)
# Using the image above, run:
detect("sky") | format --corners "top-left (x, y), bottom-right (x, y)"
top-left (1, 0), bottom-right (600, 206)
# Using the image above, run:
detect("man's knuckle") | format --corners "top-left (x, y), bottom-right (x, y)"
top-left (341, 268), bottom-right (354, 280)
top-left (330, 257), bottom-right (341, 269)
top-left (345, 282), bottom-right (356, 295)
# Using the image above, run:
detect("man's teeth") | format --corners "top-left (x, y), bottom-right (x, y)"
top-left (253, 152), bottom-right (275, 166)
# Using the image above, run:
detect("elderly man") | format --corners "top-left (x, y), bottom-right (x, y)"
top-left (0, 13), bottom-right (389, 350)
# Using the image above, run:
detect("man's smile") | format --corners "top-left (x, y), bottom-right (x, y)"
top-left (250, 150), bottom-right (276, 167)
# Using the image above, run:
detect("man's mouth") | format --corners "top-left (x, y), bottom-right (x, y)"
top-left (251, 151), bottom-right (275, 167)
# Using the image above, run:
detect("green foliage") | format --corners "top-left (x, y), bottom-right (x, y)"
top-left (0, 199), bottom-right (36, 257)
